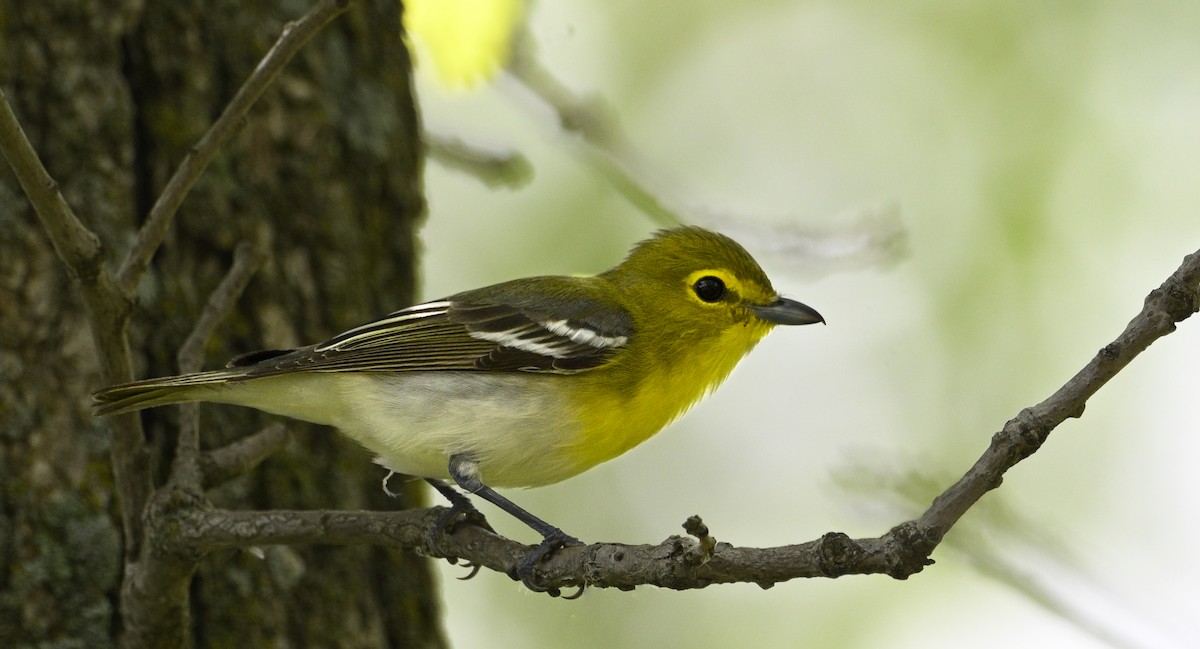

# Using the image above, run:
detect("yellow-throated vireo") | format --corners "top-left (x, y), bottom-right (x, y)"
top-left (94, 226), bottom-right (824, 594)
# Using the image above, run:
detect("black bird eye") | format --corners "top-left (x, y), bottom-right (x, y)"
top-left (692, 276), bottom-right (726, 303)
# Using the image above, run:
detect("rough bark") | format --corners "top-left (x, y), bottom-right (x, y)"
top-left (0, 1), bottom-right (443, 646)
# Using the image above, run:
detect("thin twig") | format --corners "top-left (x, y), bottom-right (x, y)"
top-left (111, 4), bottom-right (354, 646)
top-left (504, 43), bottom-right (681, 227)
top-left (0, 87), bottom-right (103, 275)
top-left (166, 247), bottom-right (1200, 594)
top-left (963, 544), bottom-right (1148, 649)
top-left (425, 132), bottom-right (534, 189)
top-left (177, 241), bottom-right (267, 373)
top-left (171, 242), bottom-right (267, 488)
top-left (116, 0), bottom-right (351, 294)
top-left (914, 247), bottom-right (1200, 543)
top-left (504, 33), bottom-right (909, 274)
top-left (200, 423), bottom-right (290, 489)
top-left (0, 85), bottom-right (149, 554)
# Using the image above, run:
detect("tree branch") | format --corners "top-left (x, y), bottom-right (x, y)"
top-left (425, 132), bottom-right (533, 189)
top-left (163, 247), bottom-right (1199, 594)
top-left (0, 85), bottom-right (150, 554)
top-left (504, 41), bottom-right (680, 228)
top-left (176, 242), bottom-right (267, 374)
top-left (0, 87), bottom-right (103, 277)
top-left (200, 423), bottom-right (290, 489)
top-left (503, 35), bottom-right (908, 274)
top-left (914, 247), bottom-right (1200, 543)
top-left (172, 242), bottom-right (267, 488)
top-left (115, 0), bottom-right (351, 294)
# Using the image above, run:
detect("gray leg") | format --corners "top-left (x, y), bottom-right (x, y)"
top-left (448, 454), bottom-right (583, 597)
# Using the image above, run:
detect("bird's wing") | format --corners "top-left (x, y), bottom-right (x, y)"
top-left (231, 276), bottom-right (634, 378)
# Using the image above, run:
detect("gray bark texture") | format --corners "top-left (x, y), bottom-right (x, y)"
top-left (0, 1), bottom-right (445, 646)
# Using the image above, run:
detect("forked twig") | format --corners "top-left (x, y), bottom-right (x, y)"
top-left (173, 242), bottom-right (267, 486)
top-left (116, 0), bottom-right (351, 294)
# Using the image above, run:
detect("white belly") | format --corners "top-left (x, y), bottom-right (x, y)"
top-left (202, 371), bottom-right (584, 487)
top-left (330, 372), bottom-right (583, 487)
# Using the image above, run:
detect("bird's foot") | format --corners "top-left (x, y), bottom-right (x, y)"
top-left (424, 482), bottom-right (495, 579)
top-left (511, 529), bottom-right (586, 599)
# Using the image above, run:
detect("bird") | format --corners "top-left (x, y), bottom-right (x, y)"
top-left (93, 226), bottom-right (824, 595)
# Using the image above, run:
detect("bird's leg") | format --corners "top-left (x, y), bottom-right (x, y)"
top-left (424, 477), bottom-right (494, 579)
top-left (426, 478), bottom-right (494, 533)
top-left (424, 475), bottom-right (494, 556)
top-left (448, 454), bottom-right (584, 597)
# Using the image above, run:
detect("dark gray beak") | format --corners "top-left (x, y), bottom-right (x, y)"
top-left (750, 298), bottom-right (825, 325)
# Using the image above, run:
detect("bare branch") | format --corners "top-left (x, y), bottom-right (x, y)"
top-left (171, 242), bottom-right (267, 487)
top-left (914, 248), bottom-right (1200, 544)
top-left (425, 132), bottom-right (534, 189)
top-left (165, 247), bottom-right (1200, 595)
top-left (200, 423), bottom-right (290, 489)
top-left (177, 241), bottom-right (267, 373)
top-left (504, 33), bottom-right (908, 273)
top-left (170, 506), bottom-right (557, 585)
top-left (0, 87), bottom-right (103, 278)
top-left (506, 37), bottom-right (686, 229)
top-left (173, 507), bottom-right (434, 551)
top-left (99, 3), bottom-right (353, 644)
top-left (166, 507), bottom-right (904, 593)
top-left (1, 85), bottom-right (152, 554)
top-left (116, 0), bottom-right (352, 293)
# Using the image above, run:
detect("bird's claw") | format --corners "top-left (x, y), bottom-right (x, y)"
top-left (511, 531), bottom-right (585, 598)
top-left (426, 499), bottom-right (495, 561)
top-left (381, 470), bottom-right (400, 498)
top-left (456, 561), bottom-right (483, 581)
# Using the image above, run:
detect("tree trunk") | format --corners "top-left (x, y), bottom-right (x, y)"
top-left (0, 1), bottom-right (444, 646)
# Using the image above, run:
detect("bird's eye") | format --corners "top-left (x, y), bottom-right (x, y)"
top-left (692, 276), bottom-right (726, 303)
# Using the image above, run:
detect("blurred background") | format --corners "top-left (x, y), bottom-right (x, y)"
top-left (407, 1), bottom-right (1200, 647)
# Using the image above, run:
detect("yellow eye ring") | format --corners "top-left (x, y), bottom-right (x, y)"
top-left (684, 269), bottom-right (742, 306)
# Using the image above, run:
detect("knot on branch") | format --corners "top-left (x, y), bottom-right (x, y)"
top-left (682, 515), bottom-right (716, 565)
top-left (1160, 279), bottom-right (1199, 323)
top-left (1143, 254), bottom-right (1200, 331)
top-left (882, 522), bottom-right (937, 579)
top-left (996, 408), bottom-right (1049, 461)
top-left (145, 484), bottom-right (211, 560)
top-left (1099, 342), bottom-right (1121, 362)
top-left (815, 532), bottom-right (865, 577)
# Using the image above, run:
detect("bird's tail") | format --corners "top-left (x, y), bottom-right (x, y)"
top-left (92, 369), bottom-right (245, 416)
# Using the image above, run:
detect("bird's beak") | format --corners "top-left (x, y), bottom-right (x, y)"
top-left (750, 298), bottom-right (825, 325)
